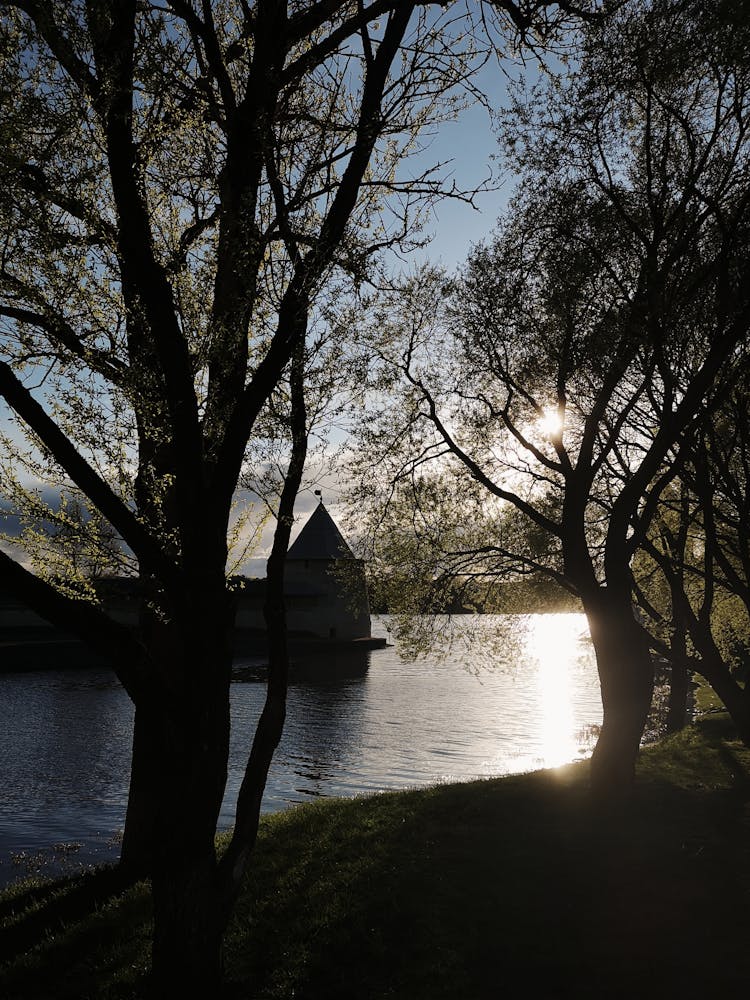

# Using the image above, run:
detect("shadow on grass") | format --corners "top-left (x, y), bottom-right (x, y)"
top-left (0, 865), bottom-right (151, 1000)
top-left (226, 752), bottom-right (750, 1000)
top-left (0, 865), bottom-right (131, 958)
top-left (3, 717), bottom-right (750, 999)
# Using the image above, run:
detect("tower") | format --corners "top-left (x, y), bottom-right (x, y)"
top-left (284, 501), bottom-right (371, 641)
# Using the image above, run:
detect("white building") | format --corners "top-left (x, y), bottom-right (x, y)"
top-left (0, 503), bottom-right (380, 671)
top-left (235, 501), bottom-right (375, 644)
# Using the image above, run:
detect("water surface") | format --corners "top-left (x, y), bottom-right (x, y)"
top-left (0, 614), bottom-right (602, 885)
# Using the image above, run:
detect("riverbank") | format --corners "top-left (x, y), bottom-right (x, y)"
top-left (0, 628), bottom-right (387, 674)
top-left (2, 714), bottom-right (749, 999)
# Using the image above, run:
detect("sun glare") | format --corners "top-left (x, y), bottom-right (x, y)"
top-left (537, 408), bottom-right (563, 439)
top-left (527, 614), bottom-right (589, 768)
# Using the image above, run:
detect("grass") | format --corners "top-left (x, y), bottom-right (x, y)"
top-left (2, 715), bottom-right (750, 999)
top-left (693, 676), bottom-right (726, 714)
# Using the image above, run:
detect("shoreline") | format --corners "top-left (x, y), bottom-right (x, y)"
top-left (2, 715), bottom-right (749, 998)
top-left (0, 628), bottom-right (388, 674)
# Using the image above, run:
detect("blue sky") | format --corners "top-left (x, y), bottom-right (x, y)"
top-left (1, 34), bottom-right (523, 576)
top-left (284, 77), bottom-right (519, 563)
top-left (406, 60), bottom-right (513, 270)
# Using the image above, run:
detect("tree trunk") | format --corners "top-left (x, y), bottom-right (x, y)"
top-left (132, 597), bottom-right (234, 996)
top-left (146, 710), bottom-right (232, 997)
top-left (120, 704), bottom-right (160, 876)
top-left (698, 661), bottom-right (750, 746)
top-left (584, 590), bottom-right (654, 796)
top-left (666, 659), bottom-right (690, 734)
top-left (665, 577), bottom-right (690, 734)
top-left (150, 820), bottom-right (225, 996)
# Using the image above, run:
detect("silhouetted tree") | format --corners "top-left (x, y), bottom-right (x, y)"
top-left (636, 384), bottom-right (750, 743)
top-left (0, 0), bottom-right (600, 991)
top-left (349, 0), bottom-right (750, 795)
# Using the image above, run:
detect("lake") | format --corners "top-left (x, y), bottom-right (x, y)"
top-left (0, 613), bottom-right (603, 886)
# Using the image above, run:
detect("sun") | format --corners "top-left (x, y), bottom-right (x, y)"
top-left (537, 408), bottom-right (564, 439)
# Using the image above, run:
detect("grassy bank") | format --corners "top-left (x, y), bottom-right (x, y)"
top-left (2, 715), bottom-right (750, 999)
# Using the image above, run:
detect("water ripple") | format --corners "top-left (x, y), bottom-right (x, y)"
top-left (0, 614), bottom-right (602, 885)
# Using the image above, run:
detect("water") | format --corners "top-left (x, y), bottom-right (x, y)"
top-left (0, 614), bottom-right (602, 886)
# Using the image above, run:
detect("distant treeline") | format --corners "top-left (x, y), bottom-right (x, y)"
top-left (369, 576), bottom-right (581, 615)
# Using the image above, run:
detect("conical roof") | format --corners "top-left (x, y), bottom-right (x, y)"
top-left (287, 502), bottom-right (356, 561)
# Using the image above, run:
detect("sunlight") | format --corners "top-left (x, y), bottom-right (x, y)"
top-left (526, 614), bottom-right (589, 768)
top-left (537, 408), bottom-right (564, 439)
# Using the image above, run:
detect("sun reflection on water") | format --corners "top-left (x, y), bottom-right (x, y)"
top-left (526, 614), bottom-right (595, 768)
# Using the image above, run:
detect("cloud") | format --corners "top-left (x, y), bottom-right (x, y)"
top-left (1, 458), bottom-right (354, 579)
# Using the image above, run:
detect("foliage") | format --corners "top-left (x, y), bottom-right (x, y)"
top-left (634, 386), bottom-right (750, 734)
top-left (0, 1), bottom-right (486, 570)
top-left (351, 0), bottom-right (750, 601)
top-left (0, 0), bottom-right (612, 989)
top-left (345, 0), bottom-right (750, 791)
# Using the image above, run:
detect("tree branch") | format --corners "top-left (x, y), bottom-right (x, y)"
top-left (0, 547), bottom-right (150, 703)
top-left (0, 306), bottom-right (128, 385)
top-left (0, 361), bottom-right (173, 580)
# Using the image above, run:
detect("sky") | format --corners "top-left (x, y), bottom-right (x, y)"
top-left (403, 60), bottom-right (514, 269)
top-left (279, 58), bottom-right (519, 545)
top-left (1, 18), bottom-right (526, 579)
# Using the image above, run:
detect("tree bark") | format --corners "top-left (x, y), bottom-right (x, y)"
top-left (697, 658), bottom-right (750, 746)
top-left (120, 704), bottom-right (160, 876)
top-left (584, 589), bottom-right (654, 796)
top-left (124, 595), bottom-right (234, 995)
top-left (146, 707), bottom-right (231, 996)
top-left (149, 807), bottom-right (225, 997)
top-left (665, 548), bottom-right (691, 734)
top-left (666, 658), bottom-right (690, 734)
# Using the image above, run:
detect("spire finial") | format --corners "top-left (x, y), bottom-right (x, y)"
top-left (314, 489), bottom-right (322, 504)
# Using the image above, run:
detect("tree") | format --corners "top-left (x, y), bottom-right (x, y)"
top-left (0, 0), bottom-right (600, 991)
top-left (630, 481), bottom-right (695, 735)
top-left (349, 0), bottom-right (750, 796)
top-left (635, 381), bottom-right (750, 743)
top-left (0, 0), bottom-right (471, 990)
